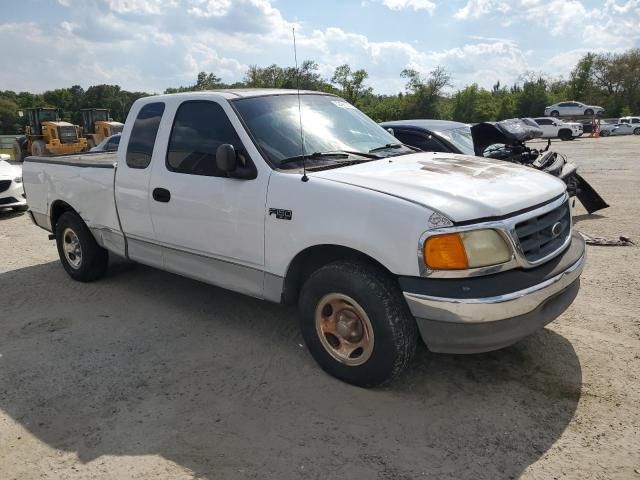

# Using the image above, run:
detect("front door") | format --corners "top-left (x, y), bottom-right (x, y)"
top-left (148, 99), bottom-right (269, 298)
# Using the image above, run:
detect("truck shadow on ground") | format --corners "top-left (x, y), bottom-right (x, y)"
top-left (0, 259), bottom-right (582, 479)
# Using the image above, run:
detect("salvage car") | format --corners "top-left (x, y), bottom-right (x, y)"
top-left (600, 122), bottom-right (639, 136)
top-left (381, 118), bottom-right (608, 214)
top-left (23, 90), bottom-right (586, 387)
top-left (0, 153), bottom-right (27, 212)
top-left (544, 101), bottom-right (604, 117)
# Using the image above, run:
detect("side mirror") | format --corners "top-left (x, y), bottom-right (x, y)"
top-left (216, 144), bottom-right (238, 173)
top-left (386, 128), bottom-right (395, 137)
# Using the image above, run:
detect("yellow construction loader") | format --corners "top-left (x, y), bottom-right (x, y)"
top-left (81, 108), bottom-right (124, 149)
top-left (12, 108), bottom-right (87, 161)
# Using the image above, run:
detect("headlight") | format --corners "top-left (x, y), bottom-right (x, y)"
top-left (14, 176), bottom-right (22, 184)
top-left (424, 229), bottom-right (512, 270)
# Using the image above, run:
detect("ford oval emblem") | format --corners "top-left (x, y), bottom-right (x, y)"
top-left (551, 222), bottom-right (564, 237)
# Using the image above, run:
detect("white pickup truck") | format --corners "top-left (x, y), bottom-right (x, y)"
top-left (23, 90), bottom-right (585, 387)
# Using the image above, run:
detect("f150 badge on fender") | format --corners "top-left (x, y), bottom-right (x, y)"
top-left (269, 208), bottom-right (293, 220)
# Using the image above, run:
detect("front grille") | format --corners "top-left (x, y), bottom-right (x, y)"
top-left (58, 126), bottom-right (78, 144)
top-left (0, 180), bottom-right (11, 193)
top-left (0, 196), bottom-right (18, 205)
top-left (515, 200), bottom-right (571, 263)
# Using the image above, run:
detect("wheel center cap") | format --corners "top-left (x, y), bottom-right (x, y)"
top-left (336, 310), bottom-right (363, 342)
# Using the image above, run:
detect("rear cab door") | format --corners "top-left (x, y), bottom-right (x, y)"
top-left (146, 94), bottom-right (271, 299)
top-left (115, 100), bottom-right (166, 269)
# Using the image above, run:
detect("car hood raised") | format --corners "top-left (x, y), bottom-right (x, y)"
top-left (311, 152), bottom-right (566, 222)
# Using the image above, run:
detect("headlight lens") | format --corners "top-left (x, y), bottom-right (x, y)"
top-left (424, 229), bottom-right (512, 270)
top-left (14, 176), bottom-right (22, 183)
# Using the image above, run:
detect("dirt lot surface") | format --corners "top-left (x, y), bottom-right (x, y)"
top-left (1, 136), bottom-right (639, 479)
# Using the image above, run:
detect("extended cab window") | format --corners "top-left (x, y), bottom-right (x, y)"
top-left (167, 101), bottom-right (246, 177)
top-left (126, 102), bottom-right (165, 169)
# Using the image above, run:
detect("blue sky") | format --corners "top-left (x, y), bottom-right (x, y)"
top-left (1, 0), bottom-right (639, 94)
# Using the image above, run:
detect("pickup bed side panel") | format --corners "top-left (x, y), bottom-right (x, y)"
top-left (264, 172), bottom-right (436, 294)
top-left (22, 156), bottom-right (123, 255)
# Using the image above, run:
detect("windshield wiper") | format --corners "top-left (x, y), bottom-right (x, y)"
top-left (279, 150), bottom-right (380, 167)
top-left (369, 143), bottom-right (420, 154)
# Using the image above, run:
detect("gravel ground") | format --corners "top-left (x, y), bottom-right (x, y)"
top-left (0, 135), bottom-right (639, 479)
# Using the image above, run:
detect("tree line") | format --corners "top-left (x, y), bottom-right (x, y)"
top-left (1, 48), bottom-right (638, 135)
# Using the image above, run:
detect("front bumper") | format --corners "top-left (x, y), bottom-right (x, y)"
top-left (0, 180), bottom-right (27, 208)
top-left (402, 232), bottom-right (585, 353)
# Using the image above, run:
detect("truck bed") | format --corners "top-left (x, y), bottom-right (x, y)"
top-left (23, 151), bottom-right (122, 254)
top-left (24, 151), bottom-right (117, 168)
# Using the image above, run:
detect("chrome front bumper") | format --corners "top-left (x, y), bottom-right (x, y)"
top-left (403, 236), bottom-right (585, 353)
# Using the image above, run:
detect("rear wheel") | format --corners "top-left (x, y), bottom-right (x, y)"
top-left (633, 127), bottom-right (640, 135)
top-left (584, 108), bottom-right (594, 116)
top-left (55, 211), bottom-right (108, 282)
top-left (12, 139), bottom-right (25, 162)
top-left (298, 261), bottom-right (418, 387)
top-left (31, 139), bottom-right (48, 157)
top-left (600, 130), bottom-right (610, 137)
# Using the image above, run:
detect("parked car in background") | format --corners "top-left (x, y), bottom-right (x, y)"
top-left (619, 116), bottom-right (640, 127)
top-left (90, 133), bottom-right (121, 152)
top-left (599, 122), bottom-right (640, 136)
top-left (544, 102), bottom-right (604, 117)
top-left (380, 120), bottom-right (476, 155)
top-left (0, 154), bottom-right (28, 212)
top-left (532, 117), bottom-right (582, 140)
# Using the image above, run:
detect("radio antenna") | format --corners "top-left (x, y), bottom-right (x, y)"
top-left (292, 27), bottom-right (308, 182)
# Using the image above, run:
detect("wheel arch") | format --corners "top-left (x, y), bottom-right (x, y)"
top-left (281, 244), bottom-right (396, 305)
top-left (50, 200), bottom-right (80, 232)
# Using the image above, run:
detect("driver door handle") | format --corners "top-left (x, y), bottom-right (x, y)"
top-left (152, 187), bottom-right (171, 203)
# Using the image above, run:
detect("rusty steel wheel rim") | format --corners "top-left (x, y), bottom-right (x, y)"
top-left (314, 293), bottom-right (374, 366)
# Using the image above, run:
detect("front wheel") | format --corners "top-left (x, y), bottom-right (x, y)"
top-left (600, 130), bottom-right (610, 137)
top-left (298, 261), bottom-right (418, 387)
top-left (634, 127), bottom-right (640, 135)
top-left (55, 211), bottom-right (108, 281)
top-left (584, 109), bottom-right (594, 116)
top-left (550, 110), bottom-right (559, 117)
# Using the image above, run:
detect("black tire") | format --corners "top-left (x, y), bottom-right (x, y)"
top-left (550, 110), bottom-right (559, 117)
top-left (298, 261), bottom-right (418, 387)
top-left (600, 130), bottom-right (610, 137)
top-left (55, 211), bottom-right (108, 282)
top-left (584, 109), bottom-right (594, 116)
top-left (31, 139), bottom-right (47, 157)
top-left (559, 129), bottom-right (572, 141)
top-left (12, 205), bottom-right (28, 212)
top-left (12, 139), bottom-right (24, 162)
top-left (634, 127), bottom-right (640, 135)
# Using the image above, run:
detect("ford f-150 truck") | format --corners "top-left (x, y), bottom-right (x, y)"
top-left (23, 89), bottom-right (585, 387)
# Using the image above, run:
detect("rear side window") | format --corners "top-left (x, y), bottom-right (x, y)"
top-left (166, 101), bottom-right (245, 177)
top-left (126, 102), bottom-right (165, 169)
top-left (536, 119), bottom-right (550, 125)
top-left (394, 131), bottom-right (448, 153)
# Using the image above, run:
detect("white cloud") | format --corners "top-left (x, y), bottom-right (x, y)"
top-left (382, 0), bottom-right (436, 14)
top-left (455, 0), bottom-right (509, 20)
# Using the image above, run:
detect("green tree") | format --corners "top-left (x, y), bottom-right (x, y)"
top-left (331, 64), bottom-right (372, 105)
top-left (400, 66), bottom-right (452, 118)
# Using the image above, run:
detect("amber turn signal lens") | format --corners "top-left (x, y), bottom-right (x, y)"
top-left (424, 233), bottom-right (469, 270)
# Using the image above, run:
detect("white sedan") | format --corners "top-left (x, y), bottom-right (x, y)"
top-left (0, 154), bottom-right (28, 212)
top-left (544, 101), bottom-right (605, 117)
top-left (600, 123), bottom-right (640, 136)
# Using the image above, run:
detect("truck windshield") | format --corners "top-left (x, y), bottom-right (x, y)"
top-left (232, 94), bottom-right (412, 167)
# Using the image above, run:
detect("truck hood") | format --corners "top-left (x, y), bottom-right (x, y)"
top-left (311, 152), bottom-right (566, 222)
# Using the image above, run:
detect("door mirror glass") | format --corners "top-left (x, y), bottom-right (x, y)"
top-left (216, 144), bottom-right (237, 173)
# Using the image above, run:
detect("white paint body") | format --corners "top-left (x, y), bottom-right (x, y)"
top-left (23, 91), bottom-right (567, 303)
top-left (0, 156), bottom-right (27, 209)
top-left (532, 117), bottom-right (582, 138)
